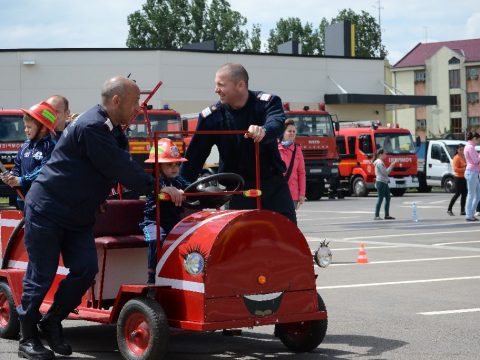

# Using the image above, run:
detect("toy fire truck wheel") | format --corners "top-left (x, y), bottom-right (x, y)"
top-left (183, 173), bottom-right (244, 209)
top-left (275, 294), bottom-right (327, 352)
top-left (390, 188), bottom-right (406, 197)
top-left (352, 177), bottom-right (369, 197)
top-left (117, 297), bottom-right (169, 360)
top-left (0, 281), bottom-right (20, 339)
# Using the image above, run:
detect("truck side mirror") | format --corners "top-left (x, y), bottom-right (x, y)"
top-left (334, 122), bottom-right (340, 132)
top-left (182, 119), bottom-right (189, 131)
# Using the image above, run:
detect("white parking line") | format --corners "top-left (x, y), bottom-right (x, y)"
top-left (329, 255), bottom-right (480, 266)
top-left (329, 245), bottom-right (406, 251)
top-left (418, 308), bottom-right (480, 316)
top-left (434, 240), bottom-right (480, 246)
top-left (343, 229), bottom-right (480, 240)
top-left (317, 275), bottom-right (480, 290)
top-left (299, 210), bottom-right (373, 214)
top-left (299, 216), bottom-right (359, 221)
top-left (306, 236), bottom-right (480, 253)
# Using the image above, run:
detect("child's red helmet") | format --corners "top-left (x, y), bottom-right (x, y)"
top-left (145, 138), bottom-right (187, 163)
top-left (21, 101), bottom-right (58, 132)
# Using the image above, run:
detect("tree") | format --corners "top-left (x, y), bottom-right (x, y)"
top-left (267, 17), bottom-right (321, 55)
top-left (203, 0), bottom-right (248, 51)
top-left (248, 24), bottom-right (262, 52)
top-left (127, 0), bottom-right (250, 51)
top-left (267, 9), bottom-right (387, 58)
top-left (332, 9), bottom-right (387, 58)
top-left (126, 0), bottom-right (191, 49)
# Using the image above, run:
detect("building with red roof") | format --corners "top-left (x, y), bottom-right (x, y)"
top-left (391, 38), bottom-right (480, 137)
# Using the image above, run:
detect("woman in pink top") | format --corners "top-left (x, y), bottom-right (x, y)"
top-left (278, 119), bottom-right (306, 210)
top-left (463, 132), bottom-right (480, 221)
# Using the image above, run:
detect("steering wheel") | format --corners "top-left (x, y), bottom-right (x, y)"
top-left (183, 173), bottom-right (245, 209)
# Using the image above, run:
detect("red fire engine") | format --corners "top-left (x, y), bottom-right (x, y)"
top-left (0, 109), bottom-right (25, 205)
top-left (336, 122), bottom-right (419, 197)
top-left (283, 103), bottom-right (344, 200)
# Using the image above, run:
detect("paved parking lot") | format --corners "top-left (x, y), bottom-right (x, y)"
top-left (0, 192), bottom-right (479, 359)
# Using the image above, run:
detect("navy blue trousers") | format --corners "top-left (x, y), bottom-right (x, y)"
top-left (17, 205), bottom-right (99, 323)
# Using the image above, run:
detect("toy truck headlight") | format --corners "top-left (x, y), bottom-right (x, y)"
top-left (184, 252), bottom-right (205, 275)
top-left (314, 240), bottom-right (332, 268)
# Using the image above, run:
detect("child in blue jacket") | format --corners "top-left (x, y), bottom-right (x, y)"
top-left (0, 101), bottom-right (57, 210)
top-left (141, 138), bottom-right (190, 284)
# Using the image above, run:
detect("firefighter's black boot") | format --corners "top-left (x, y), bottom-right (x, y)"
top-left (38, 304), bottom-right (72, 356)
top-left (18, 320), bottom-right (55, 360)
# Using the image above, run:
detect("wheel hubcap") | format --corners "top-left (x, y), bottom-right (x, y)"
top-left (0, 293), bottom-right (10, 327)
top-left (124, 312), bottom-right (150, 355)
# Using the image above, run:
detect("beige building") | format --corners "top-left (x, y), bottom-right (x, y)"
top-left (0, 48), bottom-right (431, 123)
top-left (391, 38), bottom-right (480, 138)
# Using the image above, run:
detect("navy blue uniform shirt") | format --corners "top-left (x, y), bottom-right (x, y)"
top-left (141, 175), bottom-right (190, 234)
top-left (180, 91), bottom-right (286, 183)
top-left (27, 105), bottom-right (155, 230)
top-left (10, 134), bottom-right (56, 195)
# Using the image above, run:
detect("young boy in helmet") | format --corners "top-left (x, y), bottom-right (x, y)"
top-left (141, 138), bottom-right (190, 284)
top-left (0, 101), bottom-right (57, 210)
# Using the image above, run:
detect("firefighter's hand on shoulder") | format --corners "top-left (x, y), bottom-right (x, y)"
top-left (245, 125), bottom-right (266, 143)
top-left (161, 186), bottom-right (185, 206)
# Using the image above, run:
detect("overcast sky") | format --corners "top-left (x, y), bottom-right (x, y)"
top-left (1, 0), bottom-right (479, 64)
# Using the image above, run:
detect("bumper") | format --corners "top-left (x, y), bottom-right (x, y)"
top-left (169, 310), bottom-right (328, 331)
top-left (388, 176), bottom-right (419, 189)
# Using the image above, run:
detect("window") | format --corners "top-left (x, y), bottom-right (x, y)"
top-left (448, 57), bottom-right (460, 65)
top-left (416, 119), bottom-right (426, 129)
top-left (467, 67), bottom-right (479, 80)
top-left (431, 144), bottom-right (446, 161)
top-left (468, 117), bottom-right (480, 127)
top-left (336, 136), bottom-right (347, 155)
top-left (374, 133), bottom-right (415, 154)
top-left (347, 136), bottom-right (356, 155)
top-left (449, 69), bottom-right (460, 88)
top-left (450, 118), bottom-right (462, 133)
top-left (414, 71), bottom-right (426, 82)
top-left (0, 115), bottom-right (25, 142)
top-left (450, 94), bottom-right (461, 112)
top-left (359, 134), bottom-right (373, 154)
top-left (467, 92), bottom-right (479, 104)
top-left (288, 115), bottom-right (334, 137)
top-left (127, 113), bottom-right (182, 139)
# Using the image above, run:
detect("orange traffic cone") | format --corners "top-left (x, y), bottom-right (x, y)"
top-left (357, 243), bottom-right (369, 264)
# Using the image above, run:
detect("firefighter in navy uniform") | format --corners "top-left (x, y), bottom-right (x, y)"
top-left (16, 77), bottom-right (173, 360)
top-left (180, 63), bottom-right (296, 223)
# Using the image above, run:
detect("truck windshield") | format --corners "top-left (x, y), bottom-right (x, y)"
top-left (287, 115), bottom-right (334, 137)
top-left (127, 114), bottom-right (182, 139)
top-left (0, 115), bottom-right (26, 142)
top-left (374, 133), bottom-right (415, 155)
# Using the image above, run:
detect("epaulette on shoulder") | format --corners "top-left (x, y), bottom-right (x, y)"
top-left (103, 118), bottom-right (114, 132)
top-left (257, 93), bottom-right (272, 101)
top-left (201, 104), bottom-right (220, 118)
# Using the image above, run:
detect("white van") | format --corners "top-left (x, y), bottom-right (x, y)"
top-left (417, 139), bottom-right (466, 192)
